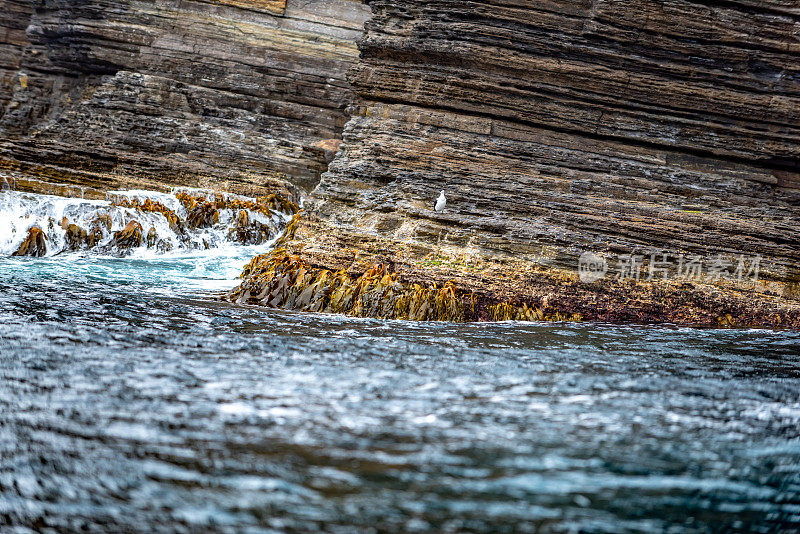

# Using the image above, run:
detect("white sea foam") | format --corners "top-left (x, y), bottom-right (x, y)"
top-left (0, 189), bottom-right (289, 258)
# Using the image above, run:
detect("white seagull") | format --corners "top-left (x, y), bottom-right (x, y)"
top-left (434, 190), bottom-right (446, 212)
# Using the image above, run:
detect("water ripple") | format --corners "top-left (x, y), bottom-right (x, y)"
top-left (1, 256), bottom-right (800, 532)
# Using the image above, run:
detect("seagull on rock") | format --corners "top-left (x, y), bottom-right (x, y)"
top-left (434, 190), bottom-right (446, 212)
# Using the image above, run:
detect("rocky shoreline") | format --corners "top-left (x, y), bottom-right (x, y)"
top-left (2, 0), bottom-right (799, 328)
top-left (226, 214), bottom-right (800, 328)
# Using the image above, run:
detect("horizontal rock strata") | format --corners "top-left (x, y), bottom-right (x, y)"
top-left (316, 0), bottom-right (800, 295)
top-left (0, 0), bottom-right (369, 196)
top-left (4, 0), bottom-right (799, 326)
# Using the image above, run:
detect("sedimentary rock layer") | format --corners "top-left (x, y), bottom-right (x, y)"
top-left (317, 0), bottom-right (800, 288)
top-left (0, 1), bottom-right (32, 115)
top-left (0, 0), bottom-right (369, 195)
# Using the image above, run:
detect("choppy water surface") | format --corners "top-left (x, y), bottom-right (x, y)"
top-left (2, 211), bottom-right (800, 533)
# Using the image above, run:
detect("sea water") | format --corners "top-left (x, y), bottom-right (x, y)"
top-left (1, 189), bottom-right (799, 533)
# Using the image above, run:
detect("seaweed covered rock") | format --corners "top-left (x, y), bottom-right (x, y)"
top-left (228, 210), bottom-right (274, 245)
top-left (186, 202), bottom-right (219, 229)
top-left (88, 212), bottom-right (113, 247)
top-left (64, 223), bottom-right (89, 251)
top-left (111, 221), bottom-right (144, 249)
top-left (111, 198), bottom-right (182, 233)
top-left (12, 227), bottom-right (47, 257)
top-left (229, 251), bottom-right (467, 321)
top-left (177, 191), bottom-right (298, 219)
top-left (230, 215), bottom-right (800, 328)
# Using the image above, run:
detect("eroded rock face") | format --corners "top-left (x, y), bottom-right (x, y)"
top-left (0, 0), bottom-right (370, 195)
top-left (317, 0), bottom-right (800, 289)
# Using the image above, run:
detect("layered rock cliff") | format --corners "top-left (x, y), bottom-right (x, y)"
top-left (0, 0), bottom-right (369, 196)
top-left (3, 0), bottom-right (800, 325)
top-left (316, 0), bottom-right (800, 291)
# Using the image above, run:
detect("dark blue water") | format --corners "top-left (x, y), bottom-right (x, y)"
top-left (1, 255), bottom-right (799, 533)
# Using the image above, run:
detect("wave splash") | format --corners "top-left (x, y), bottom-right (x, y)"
top-left (0, 188), bottom-right (297, 258)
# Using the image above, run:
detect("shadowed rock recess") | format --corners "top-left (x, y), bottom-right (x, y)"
top-left (2, 0), bottom-right (799, 326)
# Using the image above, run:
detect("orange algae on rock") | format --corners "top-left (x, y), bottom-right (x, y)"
top-left (175, 191), bottom-right (298, 219)
top-left (228, 250), bottom-right (466, 322)
top-left (111, 198), bottom-right (181, 231)
top-left (111, 221), bottom-right (144, 249)
top-left (12, 227), bottom-right (48, 257)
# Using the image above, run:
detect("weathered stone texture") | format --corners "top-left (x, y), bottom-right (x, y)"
top-left (317, 0), bottom-right (800, 287)
top-left (0, 0), bottom-right (370, 195)
top-left (0, 1), bottom-right (32, 115)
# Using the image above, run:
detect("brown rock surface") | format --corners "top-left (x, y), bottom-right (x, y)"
top-left (316, 0), bottom-right (800, 293)
top-left (12, 226), bottom-right (47, 257)
top-left (111, 221), bottom-right (144, 249)
top-left (65, 223), bottom-right (89, 251)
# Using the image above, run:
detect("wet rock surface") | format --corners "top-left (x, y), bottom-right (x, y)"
top-left (111, 220), bottom-right (144, 249)
top-left (64, 223), bottom-right (89, 251)
top-left (11, 226), bottom-right (47, 257)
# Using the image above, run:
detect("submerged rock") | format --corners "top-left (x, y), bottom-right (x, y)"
top-left (146, 227), bottom-right (158, 248)
top-left (12, 227), bottom-right (47, 257)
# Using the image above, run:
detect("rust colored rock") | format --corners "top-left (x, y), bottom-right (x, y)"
top-left (12, 226), bottom-right (47, 257)
top-left (112, 221), bottom-right (144, 249)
